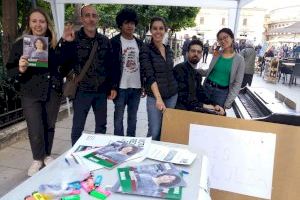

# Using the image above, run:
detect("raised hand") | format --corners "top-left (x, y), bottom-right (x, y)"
top-left (62, 22), bottom-right (75, 42)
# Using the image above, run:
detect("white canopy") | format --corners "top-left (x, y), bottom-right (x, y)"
top-left (45, 0), bottom-right (254, 38)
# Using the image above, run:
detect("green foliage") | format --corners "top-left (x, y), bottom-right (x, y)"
top-left (167, 7), bottom-right (200, 33)
top-left (95, 4), bottom-right (123, 30)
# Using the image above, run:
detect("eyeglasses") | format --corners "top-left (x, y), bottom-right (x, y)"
top-left (218, 35), bottom-right (229, 42)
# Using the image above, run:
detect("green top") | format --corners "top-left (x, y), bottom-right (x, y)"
top-left (208, 56), bottom-right (233, 87)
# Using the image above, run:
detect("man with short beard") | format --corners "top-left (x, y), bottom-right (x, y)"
top-left (174, 39), bottom-right (225, 115)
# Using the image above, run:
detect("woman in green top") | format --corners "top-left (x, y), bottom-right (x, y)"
top-left (202, 28), bottom-right (245, 109)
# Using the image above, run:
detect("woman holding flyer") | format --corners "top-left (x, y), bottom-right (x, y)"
top-left (6, 8), bottom-right (73, 176)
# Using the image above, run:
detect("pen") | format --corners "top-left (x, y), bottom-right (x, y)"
top-left (181, 170), bottom-right (189, 175)
top-left (65, 158), bottom-right (70, 166)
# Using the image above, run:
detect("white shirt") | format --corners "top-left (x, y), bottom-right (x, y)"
top-left (119, 36), bottom-right (141, 89)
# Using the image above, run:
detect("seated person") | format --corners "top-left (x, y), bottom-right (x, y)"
top-left (174, 39), bottom-right (225, 115)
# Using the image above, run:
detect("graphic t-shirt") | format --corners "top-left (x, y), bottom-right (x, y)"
top-left (120, 36), bottom-right (141, 89)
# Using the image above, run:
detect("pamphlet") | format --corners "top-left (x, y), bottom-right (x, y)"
top-left (23, 35), bottom-right (48, 68)
top-left (112, 163), bottom-right (186, 199)
top-left (65, 133), bottom-right (151, 165)
top-left (83, 141), bottom-right (142, 169)
top-left (147, 143), bottom-right (197, 165)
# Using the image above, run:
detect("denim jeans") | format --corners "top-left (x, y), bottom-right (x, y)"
top-left (147, 94), bottom-right (178, 141)
top-left (204, 82), bottom-right (229, 107)
top-left (113, 88), bottom-right (141, 137)
top-left (22, 89), bottom-right (61, 160)
top-left (71, 90), bottom-right (107, 145)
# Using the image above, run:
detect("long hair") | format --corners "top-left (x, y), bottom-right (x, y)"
top-left (23, 8), bottom-right (57, 48)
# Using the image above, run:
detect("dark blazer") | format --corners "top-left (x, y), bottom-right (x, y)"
top-left (139, 42), bottom-right (177, 99)
top-left (6, 36), bottom-right (73, 101)
top-left (174, 62), bottom-right (209, 111)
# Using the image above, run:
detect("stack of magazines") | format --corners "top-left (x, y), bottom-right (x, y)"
top-left (112, 163), bottom-right (187, 199)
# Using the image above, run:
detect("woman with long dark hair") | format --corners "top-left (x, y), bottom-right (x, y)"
top-left (140, 17), bottom-right (178, 140)
top-left (202, 28), bottom-right (245, 109)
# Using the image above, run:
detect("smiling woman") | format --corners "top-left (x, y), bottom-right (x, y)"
top-left (201, 28), bottom-right (245, 110)
top-left (140, 17), bottom-right (178, 141)
top-left (6, 7), bottom-right (74, 177)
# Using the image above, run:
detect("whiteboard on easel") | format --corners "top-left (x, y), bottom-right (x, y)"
top-left (188, 124), bottom-right (276, 199)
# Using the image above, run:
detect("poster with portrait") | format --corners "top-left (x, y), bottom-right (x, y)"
top-left (112, 163), bottom-right (186, 199)
top-left (23, 35), bottom-right (48, 68)
top-left (83, 141), bottom-right (142, 169)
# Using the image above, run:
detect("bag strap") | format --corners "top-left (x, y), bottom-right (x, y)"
top-left (76, 40), bottom-right (99, 82)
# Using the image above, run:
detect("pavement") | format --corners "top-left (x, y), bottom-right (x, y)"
top-left (1, 54), bottom-right (300, 197)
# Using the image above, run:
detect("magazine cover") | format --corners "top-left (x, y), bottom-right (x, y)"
top-left (23, 34), bottom-right (48, 68)
top-left (83, 141), bottom-right (142, 169)
top-left (112, 163), bottom-right (186, 199)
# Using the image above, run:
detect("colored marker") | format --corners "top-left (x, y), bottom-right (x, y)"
top-left (94, 175), bottom-right (103, 186)
top-left (61, 194), bottom-right (80, 200)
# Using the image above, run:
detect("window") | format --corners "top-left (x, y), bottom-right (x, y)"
top-left (221, 18), bottom-right (225, 26)
top-left (243, 18), bottom-right (247, 26)
top-left (200, 17), bottom-right (204, 25)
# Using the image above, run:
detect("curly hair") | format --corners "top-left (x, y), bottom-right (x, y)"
top-left (116, 8), bottom-right (138, 28)
top-left (118, 145), bottom-right (139, 156)
top-left (34, 37), bottom-right (47, 50)
top-left (156, 173), bottom-right (181, 187)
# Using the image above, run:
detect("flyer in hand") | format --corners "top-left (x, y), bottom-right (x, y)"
top-left (23, 35), bottom-right (48, 68)
top-left (83, 141), bottom-right (142, 169)
top-left (112, 163), bottom-right (186, 199)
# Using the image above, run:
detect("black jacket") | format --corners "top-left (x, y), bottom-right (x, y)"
top-left (6, 36), bottom-right (73, 101)
top-left (60, 27), bottom-right (118, 93)
top-left (110, 33), bottom-right (143, 88)
top-left (140, 42), bottom-right (178, 99)
top-left (173, 62), bottom-right (209, 111)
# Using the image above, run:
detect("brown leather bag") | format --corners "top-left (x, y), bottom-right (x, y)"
top-left (63, 41), bottom-right (98, 99)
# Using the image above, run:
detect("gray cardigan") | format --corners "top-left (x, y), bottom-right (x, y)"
top-left (201, 53), bottom-right (245, 109)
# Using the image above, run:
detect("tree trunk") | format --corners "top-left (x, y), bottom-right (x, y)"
top-left (2, 0), bottom-right (17, 67)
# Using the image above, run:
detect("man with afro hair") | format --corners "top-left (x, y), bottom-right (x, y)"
top-left (111, 8), bottom-right (144, 137)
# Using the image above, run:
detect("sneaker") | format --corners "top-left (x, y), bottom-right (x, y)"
top-left (44, 156), bottom-right (54, 166)
top-left (28, 160), bottom-right (43, 176)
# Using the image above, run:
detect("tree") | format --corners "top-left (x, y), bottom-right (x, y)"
top-left (2, 0), bottom-right (17, 68)
top-left (95, 4), bottom-right (123, 35)
top-left (167, 7), bottom-right (200, 35)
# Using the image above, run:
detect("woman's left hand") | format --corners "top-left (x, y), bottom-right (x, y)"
top-left (156, 98), bottom-right (166, 111)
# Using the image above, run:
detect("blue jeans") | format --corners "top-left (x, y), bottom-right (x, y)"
top-left (147, 94), bottom-right (178, 141)
top-left (113, 88), bottom-right (141, 137)
top-left (204, 82), bottom-right (229, 107)
top-left (71, 91), bottom-right (107, 145)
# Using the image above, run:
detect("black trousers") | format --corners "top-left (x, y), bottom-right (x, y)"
top-left (21, 89), bottom-right (61, 160)
top-left (203, 51), bottom-right (208, 63)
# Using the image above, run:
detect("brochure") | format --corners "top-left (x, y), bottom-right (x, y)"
top-left (147, 143), bottom-right (197, 165)
top-left (83, 141), bottom-right (143, 169)
top-left (65, 133), bottom-right (151, 164)
top-left (112, 163), bottom-right (186, 199)
top-left (23, 35), bottom-right (48, 68)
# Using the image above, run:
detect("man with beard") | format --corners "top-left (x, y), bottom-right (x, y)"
top-left (174, 39), bottom-right (225, 115)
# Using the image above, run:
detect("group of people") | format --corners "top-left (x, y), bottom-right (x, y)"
top-left (6, 5), bottom-right (245, 176)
